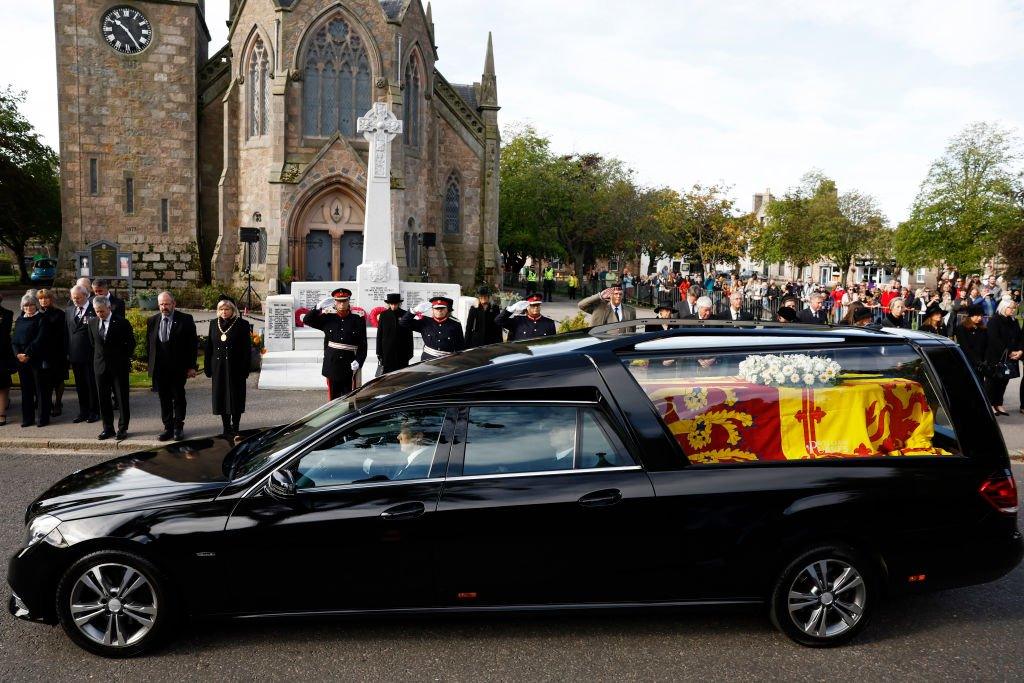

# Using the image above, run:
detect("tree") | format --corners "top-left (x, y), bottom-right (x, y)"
top-left (895, 122), bottom-right (1023, 271)
top-left (0, 87), bottom-right (61, 283)
top-left (650, 185), bottom-right (752, 276)
top-left (498, 124), bottom-right (561, 275)
top-left (824, 190), bottom-right (887, 287)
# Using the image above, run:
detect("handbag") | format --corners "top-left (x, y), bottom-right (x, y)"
top-left (991, 350), bottom-right (1021, 380)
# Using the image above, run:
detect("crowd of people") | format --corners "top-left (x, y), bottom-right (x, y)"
top-left (0, 278), bottom-right (252, 441)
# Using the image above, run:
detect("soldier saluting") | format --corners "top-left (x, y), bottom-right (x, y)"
top-left (400, 297), bottom-right (465, 362)
top-left (302, 287), bottom-right (367, 400)
top-left (496, 294), bottom-right (557, 341)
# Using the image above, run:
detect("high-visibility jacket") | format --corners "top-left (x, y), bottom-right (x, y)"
top-left (526, 269), bottom-right (538, 282)
top-left (543, 268), bottom-right (555, 281)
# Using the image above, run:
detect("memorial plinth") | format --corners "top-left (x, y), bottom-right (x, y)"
top-left (259, 102), bottom-right (470, 391)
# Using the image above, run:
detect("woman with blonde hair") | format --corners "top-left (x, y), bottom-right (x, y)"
top-left (985, 298), bottom-right (1022, 416)
top-left (12, 294), bottom-right (48, 427)
top-left (36, 289), bottom-right (68, 417)
top-left (204, 296), bottom-right (252, 437)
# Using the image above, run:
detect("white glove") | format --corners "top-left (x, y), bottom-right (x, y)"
top-left (508, 301), bottom-right (529, 314)
top-left (414, 301), bottom-right (432, 315)
top-left (317, 297), bottom-right (335, 311)
top-left (350, 360), bottom-right (360, 371)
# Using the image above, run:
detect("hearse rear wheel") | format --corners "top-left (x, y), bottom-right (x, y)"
top-left (769, 544), bottom-right (877, 647)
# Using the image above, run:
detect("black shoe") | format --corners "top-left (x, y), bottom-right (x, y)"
top-left (73, 415), bottom-right (87, 424)
top-left (87, 414), bottom-right (100, 423)
top-left (21, 422), bottom-right (35, 428)
top-left (157, 430), bottom-right (174, 442)
top-left (115, 430), bottom-right (128, 441)
top-left (97, 430), bottom-right (115, 440)
top-left (36, 422), bottom-right (49, 428)
top-left (51, 403), bottom-right (62, 417)
top-left (173, 429), bottom-right (184, 441)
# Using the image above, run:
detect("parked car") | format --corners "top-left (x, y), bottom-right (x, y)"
top-left (8, 321), bottom-right (1021, 656)
top-left (29, 258), bottom-right (57, 283)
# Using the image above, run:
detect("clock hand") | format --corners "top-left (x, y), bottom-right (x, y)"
top-left (113, 19), bottom-right (142, 51)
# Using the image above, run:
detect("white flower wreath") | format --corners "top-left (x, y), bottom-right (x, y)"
top-left (737, 353), bottom-right (842, 388)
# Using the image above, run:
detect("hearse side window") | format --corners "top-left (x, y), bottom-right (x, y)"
top-left (291, 409), bottom-right (447, 488)
top-left (461, 406), bottom-right (632, 476)
top-left (621, 345), bottom-right (961, 465)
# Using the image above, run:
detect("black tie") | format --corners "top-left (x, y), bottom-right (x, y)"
top-left (100, 319), bottom-right (107, 340)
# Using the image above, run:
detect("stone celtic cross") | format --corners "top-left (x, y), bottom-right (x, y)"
top-left (357, 101), bottom-right (403, 179)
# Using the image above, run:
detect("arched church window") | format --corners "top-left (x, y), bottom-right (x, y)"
top-left (403, 55), bottom-right (421, 147)
top-left (301, 16), bottom-right (373, 138)
top-left (443, 173), bottom-right (460, 234)
top-left (247, 36), bottom-right (271, 138)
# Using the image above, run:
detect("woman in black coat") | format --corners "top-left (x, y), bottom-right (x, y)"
top-left (464, 286), bottom-right (504, 348)
top-left (985, 299), bottom-right (1023, 416)
top-left (204, 297), bottom-right (252, 436)
top-left (0, 294), bottom-right (14, 425)
top-left (36, 289), bottom-right (68, 417)
top-left (954, 304), bottom-right (987, 378)
top-left (12, 294), bottom-right (50, 427)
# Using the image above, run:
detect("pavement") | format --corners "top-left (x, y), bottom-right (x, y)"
top-left (0, 454), bottom-right (1021, 679)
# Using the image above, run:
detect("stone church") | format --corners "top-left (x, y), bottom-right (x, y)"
top-left (54, 0), bottom-right (500, 296)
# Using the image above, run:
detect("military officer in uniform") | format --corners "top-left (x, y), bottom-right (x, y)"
top-left (375, 293), bottom-right (414, 375)
top-left (496, 294), bottom-right (557, 341)
top-left (400, 297), bottom-right (466, 362)
top-left (302, 288), bottom-right (367, 400)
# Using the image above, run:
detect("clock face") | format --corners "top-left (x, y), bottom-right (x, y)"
top-left (101, 6), bottom-right (153, 55)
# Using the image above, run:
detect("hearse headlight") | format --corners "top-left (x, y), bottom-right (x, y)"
top-left (25, 514), bottom-right (66, 548)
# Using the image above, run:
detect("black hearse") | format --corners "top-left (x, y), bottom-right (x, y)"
top-left (9, 322), bottom-right (1021, 656)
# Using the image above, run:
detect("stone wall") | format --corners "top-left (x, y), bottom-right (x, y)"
top-left (55, 0), bottom-right (206, 288)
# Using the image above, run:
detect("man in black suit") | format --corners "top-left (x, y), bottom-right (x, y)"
top-left (65, 285), bottom-right (98, 423)
top-left (673, 289), bottom-right (699, 319)
top-left (797, 293), bottom-right (827, 325)
top-left (719, 291), bottom-right (754, 321)
top-left (375, 292), bottom-right (414, 375)
top-left (91, 279), bottom-right (126, 318)
top-left (146, 292), bottom-right (198, 441)
top-left (464, 286), bottom-right (503, 348)
top-left (88, 295), bottom-right (136, 440)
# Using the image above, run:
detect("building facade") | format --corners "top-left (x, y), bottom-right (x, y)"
top-left (55, 0), bottom-right (500, 295)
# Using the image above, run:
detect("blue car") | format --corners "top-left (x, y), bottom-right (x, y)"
top-left (29, 259), bottom-right (57, 283)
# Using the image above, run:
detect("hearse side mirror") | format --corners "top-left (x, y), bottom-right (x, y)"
top-left (266, 468), bottom-right (297, 499)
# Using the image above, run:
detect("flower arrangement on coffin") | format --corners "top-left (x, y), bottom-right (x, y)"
top-left (738, 353), bottom-right (842, 388)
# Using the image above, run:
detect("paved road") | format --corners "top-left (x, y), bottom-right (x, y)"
top-left (1, 453), bottom-right (1021, 681)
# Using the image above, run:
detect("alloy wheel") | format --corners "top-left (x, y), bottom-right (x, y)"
top-left (786, 558), bottom-right (867, 638)
top-left (68, 562), bottom-right (158, 648)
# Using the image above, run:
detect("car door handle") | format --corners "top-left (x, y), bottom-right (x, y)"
top-left (380, 501), bottom-right (426, 521)
top-left (578, 489), bottom-right (622, 508)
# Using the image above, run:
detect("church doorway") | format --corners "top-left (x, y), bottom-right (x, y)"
top-left (290, 186), bottom-right (365, 282)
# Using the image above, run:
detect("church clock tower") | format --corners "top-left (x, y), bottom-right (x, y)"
top-left (54, 0), bottom-right (210, 287)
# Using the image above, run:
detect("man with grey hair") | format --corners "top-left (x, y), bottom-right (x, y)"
top-left (146, 291), bottom-right (197, 441)
top-left (87, 295), bottom-right (136, 440)
top-left (685, 296), bottom-right (715, 321)
top-left (65, 285), bottom-right (98, 423)
top-left (798, 293), bottom-right (827, 324)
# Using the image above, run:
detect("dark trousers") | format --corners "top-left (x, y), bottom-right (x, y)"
top-left (221, 413), bottom-right (241, 434)
top-left (543, 280), bottom-right (554, 301)
top-left (567, 286), bottom-right (576, 301)
top-left (986, 371), bottom-right (1022, 407)
top-left (96, 369), bottom-right (130, 432)
top-left (380, 359), bottom-right (410, 375)
top-left (71, 361), bottom-right (98, 418)
top-left (325, 371), bottom-right (354, 400)
top-left (18, 366), bottom-right (52, 426)
top-left (155, 371), bottom-right (187, 430)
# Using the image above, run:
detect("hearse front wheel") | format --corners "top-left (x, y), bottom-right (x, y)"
top-left (769, 544), bottom-right (878, 647)
top-left (56, 550), bottom-right (173, 657)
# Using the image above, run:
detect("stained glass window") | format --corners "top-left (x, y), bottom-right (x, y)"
top-left (443, 173), bottom-right (460, 234)
top-left (302, 16), bottom-right (372, 138)
top-left (403, 56), bottom-right (420, 146)
top-left (248, 37), bottom-right (270, 138)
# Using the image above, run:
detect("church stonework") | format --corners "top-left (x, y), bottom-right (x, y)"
top-left (55, 0), bottom-right (501, 295)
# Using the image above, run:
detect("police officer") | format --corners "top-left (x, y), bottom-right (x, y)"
top-left (496, 294), bottom-right (557, 341)
top-left (400, 297), bottom-right (466, 362)
top-left (542, 265), bottom-right (555, 302)
top-left (375, 293), bottom-right (413, 374)
top-left (302, 288), bottom-right (367, 400)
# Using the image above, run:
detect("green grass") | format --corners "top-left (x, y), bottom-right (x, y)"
top-left (13, 357), bottom-right (208, 389)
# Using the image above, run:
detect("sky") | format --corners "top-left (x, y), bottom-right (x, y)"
top-left (3, 0), bottom-right (1023, 223)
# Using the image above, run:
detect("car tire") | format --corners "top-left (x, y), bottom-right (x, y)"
top-left (769, 544), bottom-right (877, 647)
top-left (55, 550), bottom-right (174, 657)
